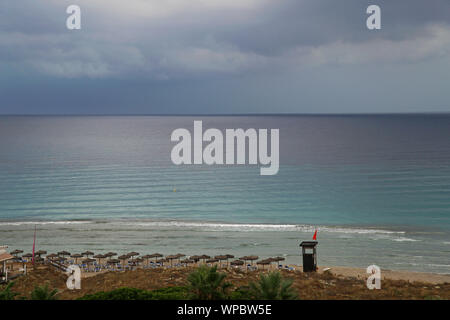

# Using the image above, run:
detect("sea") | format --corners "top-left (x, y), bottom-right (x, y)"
top-left (0, 115), bottom-right (449, 274)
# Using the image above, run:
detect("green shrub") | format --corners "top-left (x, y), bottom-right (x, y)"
top-left (187, 265), bottom-right (232, 300)
top-left (79, 286), bottom-right (188, 300)
top-left (229, 286), bottom-right (253, 300)
top-left (249, 271), bottom-right (297, 300)
top-left (30, 283), bottom-right (58, 300)
top-left (150, 286), bottom-right (189, 300)
top-left (0, 282), bottom-right (18, 300)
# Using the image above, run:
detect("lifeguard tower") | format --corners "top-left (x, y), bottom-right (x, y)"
top-left (299, 241), bottom-right (318, 272)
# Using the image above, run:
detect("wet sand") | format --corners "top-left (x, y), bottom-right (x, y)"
top-left (317, 266), bottom-right (450, 285)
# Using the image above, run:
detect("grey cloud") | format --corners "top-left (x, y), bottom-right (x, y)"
top-left (1, 0), bottom-right (450, 79)
top-left (1, 0), bottom-right (450, 114)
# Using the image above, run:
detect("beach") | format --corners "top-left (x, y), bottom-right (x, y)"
top-left (5, 262), bottom-right (449, 300)
top-left (318, 266), bottom-right (450, 285)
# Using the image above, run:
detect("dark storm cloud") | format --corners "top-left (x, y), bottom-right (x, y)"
top-left (1, 0), bottom-right (450, 114)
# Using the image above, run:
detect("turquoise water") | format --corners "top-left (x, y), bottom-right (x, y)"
top-left (0, 115), bottom-right (449, 273)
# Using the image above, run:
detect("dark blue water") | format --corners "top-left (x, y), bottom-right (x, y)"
top-left (0, 115), bottom-right (449, 273)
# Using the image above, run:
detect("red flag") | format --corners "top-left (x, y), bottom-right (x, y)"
top-left (312, 229), bottom-right (317, 240)
top-left (32, 225), bottom-right (36, 265)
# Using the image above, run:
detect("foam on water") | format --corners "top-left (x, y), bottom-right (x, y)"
top-left (117, 220), bottom-right (405, 234)
top-left (0, 220), bottom-right (91, 226)
top-left (0, 219), bottom-right (406, 235)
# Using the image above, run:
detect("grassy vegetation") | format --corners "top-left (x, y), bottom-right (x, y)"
top-left (187, 265), bottom-right (232, 300)
top-left (249, 271), bottom-right (297, 300)
top-left (6, 265), bottom-right (447, 300)
top-left (0, 282), bottom-right (19, 300)
top-left (1, 281), bottom-right (59, 300)
top-left (2, 267), bottom-right (297, 300)
top-left (78, 267), bottom-right (296, 300)
top-left (30, 283), bottom-right (58, 300)
top-left (79, 286), bottom-right (189, 300)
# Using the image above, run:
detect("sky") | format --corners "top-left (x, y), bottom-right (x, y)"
top-left (1, 0), bottom-right (450, 114)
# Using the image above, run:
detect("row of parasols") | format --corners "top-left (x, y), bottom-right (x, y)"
top-left (9, 249), bottom-right (286, 270)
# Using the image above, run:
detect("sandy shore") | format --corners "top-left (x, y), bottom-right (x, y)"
top-left (317, 266), bottom-right (450, 285)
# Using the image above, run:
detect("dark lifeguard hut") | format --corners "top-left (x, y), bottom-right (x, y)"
top-left (299, 241), bottom-right (318, 272)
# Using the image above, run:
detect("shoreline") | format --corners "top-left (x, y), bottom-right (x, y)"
top-left (2, 219), bottom-right (449, 275)
top-left (317, 266), bottom-right (450, 285)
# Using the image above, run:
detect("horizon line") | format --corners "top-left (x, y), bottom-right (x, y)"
top-left (1, 111), bottom-right (450, 117)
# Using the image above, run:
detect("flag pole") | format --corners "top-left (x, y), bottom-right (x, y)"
top-left (32, 225), bottom-right (36, 267)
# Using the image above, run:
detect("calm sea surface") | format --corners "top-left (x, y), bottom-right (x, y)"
top-left (0, 115), bottom-right (449, 273)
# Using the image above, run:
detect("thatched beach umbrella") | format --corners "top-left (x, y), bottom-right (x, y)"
top-left (56, 256), bottom-right (68, 265)
top-left (239, 256), bottom-right (248, 264)
top-left (166, 255), bottom-right (179, 267)
top-left (127, 252), bottom-right (139, 260)
top-left (93, 254), bottom-right (105, 265)
top-left (35, 250), bottom-right (47, 266)
top-left (199, 254), bottom-right (211, 263)
top-left (181, 259), bottom-right (194, 266)
top-left (107, 258), bottom-right (120, 264)
top-left (206, 258), bottom-right (219, 265)
top-left (35, 250), bottom-right (47, 257)
top-left (82, 258), bottom-right (96, 264)
top-left (225, 254), bottom-right (235, 267)
top-left (82, 258), bottom-right (96, 271)
top-left (11, 249), bottom-right (23, 257)
top-left (257, 259), bottom-right (271, 270)
top-left (107, 258), bottom-right (120, 270)
top-left (149, 253), bottom-right (163, 262)
top-left (46, 253), bottom-right (57, 259)
top-left (230, 260), bottom-right (244, 267)
top-left (106, 252), bottom-right (117, 257)
top-left (270, 256), bottom-right (285, 267)
top-left (174, 253), bottom-right (185, 265)
top-left (240, 255), bottom-right (258, 265)
top-left (34, 257), bottom-right (44, 264)
top-left (156, 258), bottom-right (167, 266)
top-left (175, 253), bottom-right (185, 262)
top-left (82, 251), bottom-right (94, 257)
top-left (214, 255), bottom-right (229, 268)
top-left (118, 255), bottom-right (129, 267)
top-left (141, 254), bottom-right (151, 265)
top-left (134, 257), bottom-right (144, 264)
top-left (58, 250), bottom-right (70, 257)
top-left (71, 253), bottom-right (83, 264)
top-left (22, 253), bottom-right (33, 261)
